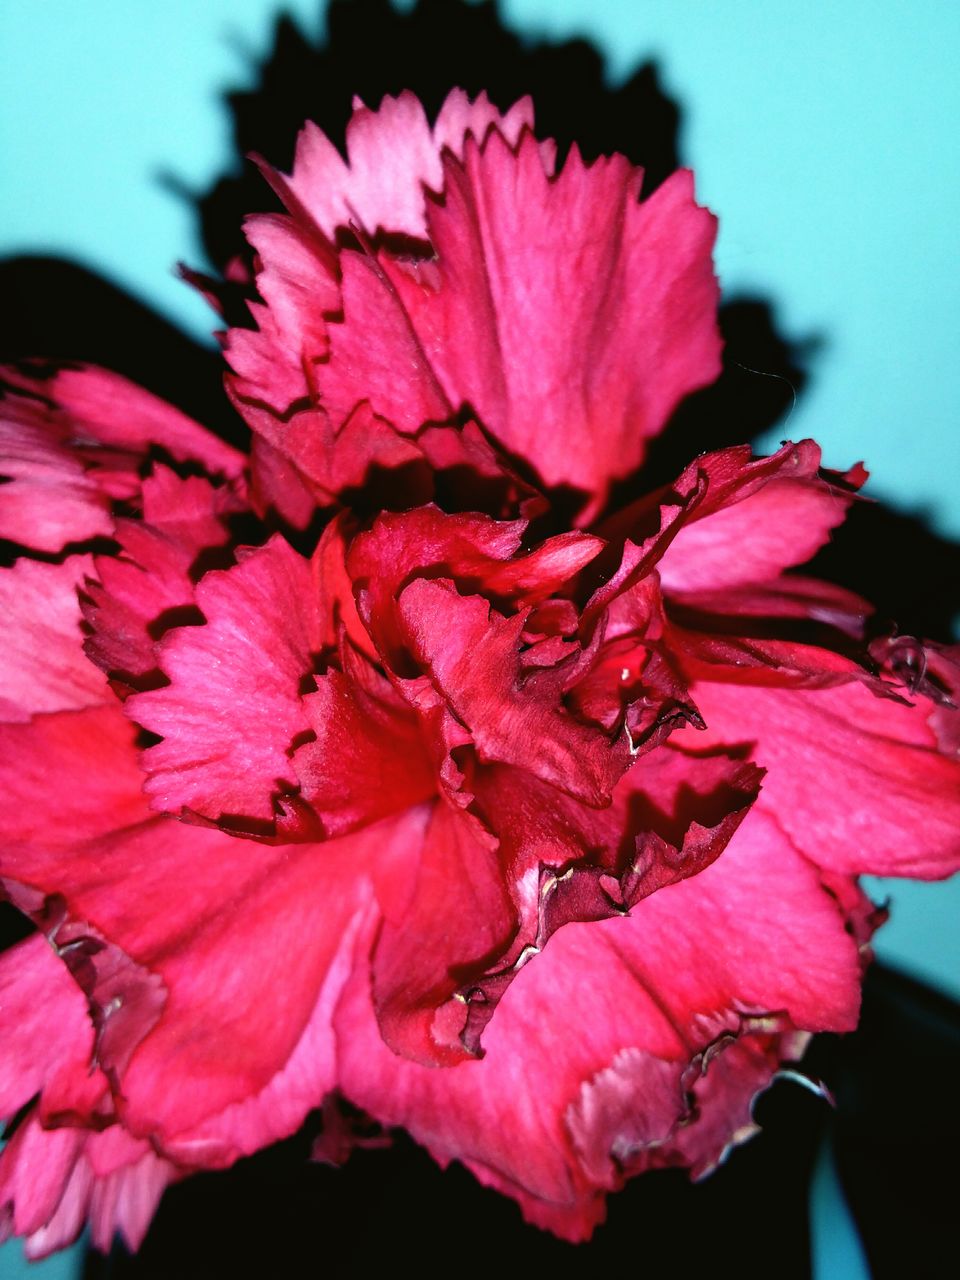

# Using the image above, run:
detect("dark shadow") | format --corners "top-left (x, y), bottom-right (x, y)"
top-left (823, 965), bottom-right (960, 1279)
top-left (810, 501), bottom-right (960, 643)
top-left (84, 1072), bottom-right (826, 1280)
top-left (0, 257), bottom-right (245, 451)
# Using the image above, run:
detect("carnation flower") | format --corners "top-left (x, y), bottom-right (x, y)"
top-left (1, 89), bottom-right (958, 1256)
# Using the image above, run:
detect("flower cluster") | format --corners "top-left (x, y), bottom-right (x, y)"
top-left (1, 91), bottom-right (958, 1255)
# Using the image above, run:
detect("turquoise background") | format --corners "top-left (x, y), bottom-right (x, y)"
top-left (2, 2), bottom-right (957, 1276)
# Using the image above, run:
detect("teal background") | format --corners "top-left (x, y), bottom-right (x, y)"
top-left (1, 2), bottom-right (957, 1276)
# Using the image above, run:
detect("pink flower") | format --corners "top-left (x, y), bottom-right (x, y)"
top-left (1, 90), bottom-right (958, 1255)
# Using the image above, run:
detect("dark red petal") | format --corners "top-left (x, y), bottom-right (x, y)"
top-left (235, 394), bottom-right (424, 514)
top-left (293, 641), bottom-right (436, 838)
top-left (398, 576), bottom-right (629, 805)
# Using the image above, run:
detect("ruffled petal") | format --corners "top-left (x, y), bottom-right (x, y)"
top-left (82, 466), bottom-right (244, 693)
top-left (335, 807), bottom-right (860, 1234)
top-left (397, 576), bottom-right (629, 805)
top-left (656, 441), bottom-right (864, 592)
top-left (314, 132), bottom-right (719, 513)
top-left (0, 1116), bottom-right (173, 1259)
top-left (128, 535), bottom-right (319, 831)
top-left (0, 807), bottom-right (413, 1150)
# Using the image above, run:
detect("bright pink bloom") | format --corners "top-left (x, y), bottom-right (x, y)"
top-left (1, 91), bottom-right (958, 1254)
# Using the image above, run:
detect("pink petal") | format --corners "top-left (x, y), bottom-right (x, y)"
top-left (128, 535), bottom-right (319, 831)
top-left (51, 366), bottom-right (245, 480)
top-left (657, 442), bottom-right (864, 593)
top-left (0, 805), bottom-right (412, 1149)
top-left (0, 1115), bottom-right (173, 1259)
top-left (693, 676), bottom-right (960, 878)
top-left (381, 133), bottom-right (720, 511)
top-left (0, 557), bottom-right (107, 721)
top-left (224, 213), bottom-right (338, 410)
top-left (0, 705), bottom-right (148, 846)
top-left (278, 89), bottom-right (534, 242)
top-left (0, 935), bottom-right (97, 1120)
top-left (335, 807), bottom-right (860, 1232)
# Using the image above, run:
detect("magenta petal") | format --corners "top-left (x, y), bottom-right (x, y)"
top-left (0, 557), bottom-right (107, 721)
